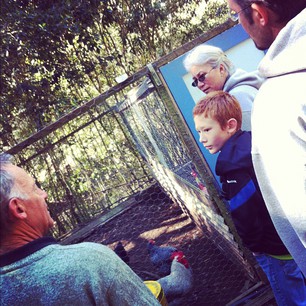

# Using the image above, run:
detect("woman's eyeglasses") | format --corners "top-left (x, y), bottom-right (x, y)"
top-left (191, 67), bottom-right (215, 87)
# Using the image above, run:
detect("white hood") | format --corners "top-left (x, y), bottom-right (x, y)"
top-left (259, 8), bottom-right (306, 77)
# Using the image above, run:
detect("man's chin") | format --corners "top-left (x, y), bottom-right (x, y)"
top-left (253, 39), bottom-right (271, 51)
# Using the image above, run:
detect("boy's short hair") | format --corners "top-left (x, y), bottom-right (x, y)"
top-left (193, 91), bottom-right (242, 130)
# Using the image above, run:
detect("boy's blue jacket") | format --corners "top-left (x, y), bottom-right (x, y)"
top-left (216, 130), bottom-right (288, 255)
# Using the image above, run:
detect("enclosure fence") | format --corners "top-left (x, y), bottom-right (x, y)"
top-left (5, 20), bottom-right (274, 305)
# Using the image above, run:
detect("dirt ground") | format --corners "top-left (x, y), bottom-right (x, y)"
top-left (67, 188), bottom-right (274, 306)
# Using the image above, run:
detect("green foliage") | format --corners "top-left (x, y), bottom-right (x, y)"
top-left (0, 0), bottom-right (229, 235)
top-left (1, 0), bottom-right (228, 150)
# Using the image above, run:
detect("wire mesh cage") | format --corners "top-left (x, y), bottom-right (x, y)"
top-left (6, 73), bottom-right (275, 305)
top-left (66, 183), bottom-right (258, 305)
top-left (74, 77), bottom-right (267, 305)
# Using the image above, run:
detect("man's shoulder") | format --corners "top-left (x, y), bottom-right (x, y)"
top-left (35, 242), bottom-right (117, 264)
top-left (58, 241), bottom-right (114, 256)
top-left (42, 242), bottom-right (121, 272)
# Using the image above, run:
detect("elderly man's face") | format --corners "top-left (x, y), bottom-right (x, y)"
top-left (8, 164), bottom-right (54, 235)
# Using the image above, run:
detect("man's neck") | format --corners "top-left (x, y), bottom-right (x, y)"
top-left (0, 233), bottom-right (40, 255)
top-left (0, 236), bottom-right (56, 267)
top-left (0, 240), bottom-right (29, 255)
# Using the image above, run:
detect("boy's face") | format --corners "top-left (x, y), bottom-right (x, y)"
top-left (194, 114), bottom-right (232, 154)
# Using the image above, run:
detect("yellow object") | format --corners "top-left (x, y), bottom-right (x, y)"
top-left (269, 254), bottom-right (293, 260)
top-left (144, 280), bottom-right (168, 306)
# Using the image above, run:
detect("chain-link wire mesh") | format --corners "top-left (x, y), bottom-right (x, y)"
top-left (9, 77), bottom-right (157, 237)
top-left (64, 183), bottom-right (268, 305)
top-left (89, 77), bottom-right (274, 305)
top-left (6, 73), bottom-right (275, 304)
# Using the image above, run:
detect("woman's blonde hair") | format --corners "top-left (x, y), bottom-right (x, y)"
top-left (183, 44), bottom-right (234, 74)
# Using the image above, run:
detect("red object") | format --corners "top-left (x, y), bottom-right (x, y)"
top-left (191, 170), bottom-right (209, 194)
top-left (170, 251), bottom-right (189, 269)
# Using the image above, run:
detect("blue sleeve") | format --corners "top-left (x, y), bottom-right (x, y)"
top-left (221, 170), bottom-right (265, 251)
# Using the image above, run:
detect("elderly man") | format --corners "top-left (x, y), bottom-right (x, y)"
top-left (0, 153), bottom-right (160, 306)
top-left (226, 0), bottom-right (306, 302)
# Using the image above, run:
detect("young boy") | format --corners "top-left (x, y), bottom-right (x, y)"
top-left (193, 91), bottom-right (306, 305)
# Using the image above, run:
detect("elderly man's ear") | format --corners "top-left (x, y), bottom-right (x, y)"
top-left (8, 199), bottom-right (27, 220)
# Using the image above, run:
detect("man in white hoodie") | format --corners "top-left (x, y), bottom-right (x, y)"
top-left (226, 0), bottom-right (306, 283)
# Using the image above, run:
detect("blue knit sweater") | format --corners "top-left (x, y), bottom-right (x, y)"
top-left (0, 237), bottom-right (160, 306)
